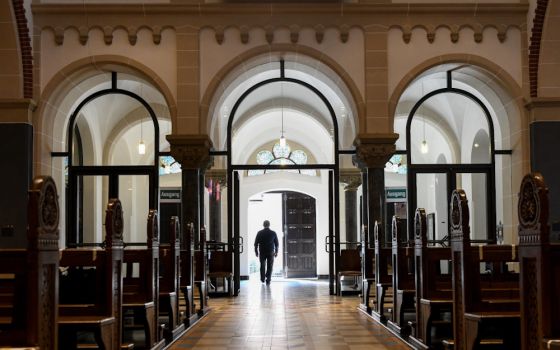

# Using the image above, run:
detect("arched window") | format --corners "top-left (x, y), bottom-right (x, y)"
top-left (247, 143), bottom-right (316, 177)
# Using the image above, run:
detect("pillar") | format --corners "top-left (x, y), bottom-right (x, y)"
top-left (206, 169), bottom-right (226, 243)
top-left (353, 133), bottom-right (398, 246)
top-left (340, 169), bottom-right (362, 249)
top-left (167, 134), bottom-right (213, 282)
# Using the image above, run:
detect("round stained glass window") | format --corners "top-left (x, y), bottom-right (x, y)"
top-left (248, 142), bottom-right (316, 177)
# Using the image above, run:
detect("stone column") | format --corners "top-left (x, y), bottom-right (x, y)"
top-left (167, 135), bottom-right (213, 248)
top-left (353, 133), bottom-right (398, 246)
top-left (340, 169), bottom-right (362, 249)
top-left (206, 169), bottom-right (226, 243)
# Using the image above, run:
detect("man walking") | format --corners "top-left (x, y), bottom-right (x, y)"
top-left (254, 220), bottom-right (279, 285)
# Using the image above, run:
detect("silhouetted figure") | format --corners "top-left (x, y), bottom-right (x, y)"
top-left (254, 220), bottom-right (279, 285)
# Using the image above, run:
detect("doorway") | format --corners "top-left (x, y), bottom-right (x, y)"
top-left (282, 191), bottom-right (317, 278)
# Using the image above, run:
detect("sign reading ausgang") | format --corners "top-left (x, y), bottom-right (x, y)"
top-left (160, 188), bottom-right (181, 203)
top-left (386, 187), bottom-right (407, 202)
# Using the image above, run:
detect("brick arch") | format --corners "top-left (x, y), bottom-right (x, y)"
top-left (534, 1), bottom-right (560, 97)
top-left (199, 43), bottom-right (365, 136)
top-left (11, 0), bottom-right (32, 98)
top-left (388, 53), bottom-right (523, 129)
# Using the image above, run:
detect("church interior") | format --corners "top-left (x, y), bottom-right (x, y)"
top-left (0, 0), bottom-right (559, 349)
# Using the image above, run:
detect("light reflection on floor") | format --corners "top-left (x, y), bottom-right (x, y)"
top-left (170, 278), bottom-right (411, 349)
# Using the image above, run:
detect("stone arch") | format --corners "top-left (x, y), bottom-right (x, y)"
top-left (388, 53), bottom-right (523, 128)
top-left (200, 43), bottom-right (366, 137)
top-left (34, 55), bottom-right (177, 174)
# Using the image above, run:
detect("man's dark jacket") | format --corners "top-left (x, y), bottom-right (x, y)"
top-left (254, 228), bottom-right (279, 256)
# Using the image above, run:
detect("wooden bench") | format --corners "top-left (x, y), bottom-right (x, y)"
top-left (207, 250), bottom-right (233, 297)
top-left (159, 216), bottom-right (184, 343)
top-left (337, 248), bottom-right (362, 296)
top-left (179, 222), bottom-right (195, 327)
top-left (449, 189), bottom-right (521, 350)
top-left (0, 176), bottom-right (59, 350)
top-left (58, 198), bottom-right (124, 350)
top-left (373, 220), bottom-right (393, 324)
top-left (193, 226), bottom-right (208, 316)
top-left (388, 216), bottom-right (415, 337)
top-left (360, 249), bottom-right (376, 313)
top-left (122, 209), bottom-right (165, 350)
top-left (517, 172), bottom-right (560, 350)
top-left (409, 208), bottom-right (453, 350)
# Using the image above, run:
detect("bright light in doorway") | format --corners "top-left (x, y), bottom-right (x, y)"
top-left (474, 143), bottom-right (480, 148)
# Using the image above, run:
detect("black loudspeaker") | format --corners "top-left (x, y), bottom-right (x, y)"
top-left (531, 121), bottom-right (560, 228)
top-left (0, 123), bottom-right (33, 248)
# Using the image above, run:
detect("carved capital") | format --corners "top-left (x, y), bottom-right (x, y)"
top-left (340, 169), bottom-right (362, 191)
top-left (353, 133), bottom-right (398, 169)
top-left (166, 134), bottom-right (213, 170)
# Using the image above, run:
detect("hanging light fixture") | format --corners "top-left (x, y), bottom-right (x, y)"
top-left (138, 118), bottom-right (146, 155)
top-left (420, 82), bottom-right (428, 154)
top-left (279, 81), bottom-right (287, 147)
top-left (420, 115), bottom-right (429, 154)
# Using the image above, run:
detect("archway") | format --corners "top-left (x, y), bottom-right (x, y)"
top-left (392, 63), bottom-right (518, 243)
top-left (206, 56), bottom-right (360, 296)
top-left (42, 67), bottom-right (173, 247)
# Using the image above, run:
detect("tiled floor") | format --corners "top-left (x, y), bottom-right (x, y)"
top-left (170, 278), bottom-right (411, 349)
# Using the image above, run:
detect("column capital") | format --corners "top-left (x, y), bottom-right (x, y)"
top-left (166, 134), bottom-right (213, 170)
top-left (340, 169), bottom-right (362, 191)
top-left (353, 133), bottom-right (399, 169)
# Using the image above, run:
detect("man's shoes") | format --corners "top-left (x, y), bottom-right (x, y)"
top-left (261, 279), bottom-right (265, 283)
top-left (266, 280), bottom-right (270, 285)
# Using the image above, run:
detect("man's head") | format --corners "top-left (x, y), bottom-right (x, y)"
top-left (263, 220), bottom-right (270, 228)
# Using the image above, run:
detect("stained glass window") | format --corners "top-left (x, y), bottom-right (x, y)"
top-left (385, 154), bottom-right (407, 175)
top-left (160, 156), bottom-right (181, 175)
top-left (248, 142), bottom-right (315, 176)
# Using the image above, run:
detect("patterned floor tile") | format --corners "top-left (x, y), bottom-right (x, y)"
top-left (170, 278), bottom-right (411, 349)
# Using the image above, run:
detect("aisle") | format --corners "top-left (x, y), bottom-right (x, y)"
top-left (170, 278), bottom-right (410, 349)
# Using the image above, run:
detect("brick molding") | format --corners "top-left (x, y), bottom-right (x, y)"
top-left (529, 0), bottom-right (549, 98)
top-left (11, 0), bottom-right (33, 99)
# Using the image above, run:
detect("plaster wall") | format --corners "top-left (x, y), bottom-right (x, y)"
top-left (387, 26), bottom-right (523, 98)
top-left (40, 28), bottom-right (177, 99)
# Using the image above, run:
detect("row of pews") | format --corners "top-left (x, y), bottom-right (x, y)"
top-left (0, 176), bottom-right (210, 349)
top-left (359, 172), bottom-right (560, 350)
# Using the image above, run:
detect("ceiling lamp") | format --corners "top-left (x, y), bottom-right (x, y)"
top-left (138, 119), bottom-right (146, 155)
top-left (279, 82), bottom-right (287, 148)
top-left (420, 115), bottom-right (429, 154)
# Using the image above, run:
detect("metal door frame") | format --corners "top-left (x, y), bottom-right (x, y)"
top-left (225, 60), bottom-right (342, 295)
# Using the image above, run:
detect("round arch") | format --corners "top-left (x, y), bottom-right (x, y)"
top-left (200, 43), bottom-right (366, 137)
top-left (388, 53), bottom-right (524, 130)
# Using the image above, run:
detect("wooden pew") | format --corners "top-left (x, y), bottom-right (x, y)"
top-left (373, 220), bottom-right (393, 324)
top-left (58, 198), bottom-right (124, 350)
top-left (359, 225), bottom-right (376, 314)
top-left (179, 222), bottom-right (195, 327)
top-left (207, 249), bottom-right (233, 297)
top-left (121, 209), bottom-right (165, 350)
top-left (517, 173), bottom-right (560, 350)
top-left (0, 176), bottom-right (59, 350)
top-left (337, 248), bottom-right (362, 296)
top-left (388, 216), bottom-right (415, 337)
top-left (159, 216), bottom-right (185, 343)
top-left (449, 189), bottom-right (520, 350)
top-left (409, 208), bottom-right (453, 350)
top-left (193, 226), bottom-right (208, 316)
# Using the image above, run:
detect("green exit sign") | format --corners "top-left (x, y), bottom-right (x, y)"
top-left (386, 188), bottom-right (406, 202)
